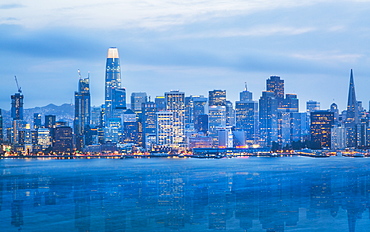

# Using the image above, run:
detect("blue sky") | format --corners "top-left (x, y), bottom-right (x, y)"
top-left (1, 0), bottom-right (370, 112)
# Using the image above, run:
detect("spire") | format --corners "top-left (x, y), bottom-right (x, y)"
top-left (346, 69), bottom-right (359, 125)
top-left (347, 69), bottom-right (358, 116)
top-left (244, 82), bottom-right (247, 91)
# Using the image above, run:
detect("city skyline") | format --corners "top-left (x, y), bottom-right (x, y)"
top-left (1, 1), bottom-right (370, 111)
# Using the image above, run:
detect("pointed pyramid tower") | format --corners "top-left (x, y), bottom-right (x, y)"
top-left (345, 69), bottom-right (359, 147)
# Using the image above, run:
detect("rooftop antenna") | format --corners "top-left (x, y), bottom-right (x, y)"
top-left (244, 82), bottom-right (247, 91)
top-left (87, 71), bottom-right (90, 79)
top-left (78, 69), bottom-right (81, 79)
top-left (14, 76), bottom-right (22, 93)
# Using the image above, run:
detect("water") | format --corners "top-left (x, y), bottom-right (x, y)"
top-left (0, 157), bottom-right (370, 232)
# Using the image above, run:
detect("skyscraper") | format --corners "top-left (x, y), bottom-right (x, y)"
top-left (131, 92), bottom-right (148, 114)
top-left (240, 83), bottom-right (253, 101)
top-left (11, 93), bottom-right (24, 120)
top-left (310, 111), bottom-right (334, 149)
top-left (33, 113), bottom-right (42, 129)
top-left (266, 76), bottom-right (284, 107)
top-left (165, 91), bottom-right (185, 149)
top-left (209, 90), bottom-right (226, 106)
top-left (259, 91), bottom-right (278, 147)
top-left (0, 109), bottom-right (3, 144)
top-left (306, 100), bottom-right (320, 113)
top-left (105, 47), bottom-right (123, 119)
top-left (345, 69), bottom-right (359, 147)
top-left (74, 72), bottom-right (91, 150)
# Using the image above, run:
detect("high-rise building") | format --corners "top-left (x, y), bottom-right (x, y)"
top-left (208, 105), bottom-right (226, 141)
top-left (195, 114), bottom-right (208, 134)
top-left (225, 101), bottom-right (235, 127)
top-left (122, 109), bottom-right (140, 144)
top-left (310, 111), bottom-right (334, 149)
top-left (45, 115), bottom-right (56, 129)
top-left (11, 93), bottom-right (24, 120)
top-left (306, 100), bottom-right (320, 113)
top-left (282, 94), bottom-right (299, 112)
top-left (345, 69), bottom-right (359, 148)
top-left (165, 91), bottom-right (185, 149)
top-left (156, 111), bottom-right (174, 147)
top-left (185, 95), bottom-right (207, 126)
top-left (155, 96), bottom-right (166, 111)
top-left (33, 113), bottom-right (42, 129)
top-left (259, 91), bottom-right (278, 147)
top-left (240, 83), bottom-right (253, 101)
top-left (209, 90), bottom-right (226, 106)
top-left (329, 103), bottom-right (339, 125)
top-left (142, 102), bottom-right (157, 149)
top-left (53, 126), bottom-right (73, 154)
top-left (131, 92), bottom-right (147, 114)
top-left (74, 73), bottom-right (91, 150)
top-left (235, 101), bottom-right (258, 143)
top-left (105, 47), bottom-right (123, 119)
top-left (266, 76), bottom-right (284, 107)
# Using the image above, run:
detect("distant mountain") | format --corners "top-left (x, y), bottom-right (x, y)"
top-left (2, 103), bottom-right (74, 129)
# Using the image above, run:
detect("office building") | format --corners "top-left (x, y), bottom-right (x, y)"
top-left (266, 76), bottom-right (284, 107)
top-left (74, 73), bottom-right (91, 150)
top-left (156, 111), bottom-right (174, 147)
top-left (33, 113), bottom-right (42, 129)
top-left (209, 90), bottom-right (226, 106)
top-left (259, 91), bottom-right (278, 147)
top-left (310, 111), bottom-right (334, 149)
top-left (165, 91), bottom-right (185, 149)
top-left (235, 101), bottom-right (258, 144)
top-left (306, 100), bottom-right (320, 113)
top-left (240, 83), bottom-right (253, 101)
top-left (131, 92), bottom-right (147, 114)
top-left (105, 47), bottom-right (122, 119)
top-left (11, 93), bottom-right (24, 120)
top-left (53, 126), bottom-right (73, 154)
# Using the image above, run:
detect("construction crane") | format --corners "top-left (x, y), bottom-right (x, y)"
top-left (14, 75), bottom-right (22, 94)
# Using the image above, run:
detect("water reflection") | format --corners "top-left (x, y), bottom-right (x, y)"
top-left (0, 158), bottom-right (370, 231)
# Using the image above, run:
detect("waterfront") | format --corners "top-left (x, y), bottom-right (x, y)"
top-left (1, 157), bottom-right (370, 231)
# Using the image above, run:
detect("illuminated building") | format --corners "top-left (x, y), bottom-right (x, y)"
top-left (53, 126), bottom-right (73, 153)
top-left (185, 95), bottom-right (207, 129)
top-left (240, 83), bottom-right (253, 101)
top-left (165, 91), bottom-right (185, 149)
top-left (37, 128), bottom-right (52, 149)
top-left (74, 73), bottom-right (91, 150)
top-left (282, 94), bottom-right (298, 112)
top-left (331, 124), bottom-right (346, 149)
top-left (266, 76), bottom-right (284, 107)
top-left (122, 109), bottom-right (141, 145)
top-left (345, 69), bottom-right (359, 148)
top-left (104, 118), bottom-right (122, 143)
top-left (156, 111), bottom-right (173, 146)
top-left (208, 106), bottom-right (226, 137)
top-left (33, 113), bottom-right (42, 129)
top-left (155, 96), bottom-right (166, 111)
top-left (217, 127), bottom-right (233, 148)
top-left (235, 100), bottom-right (258, 144)
top-left (209, 90), bottom-right (226, 106)
top-left (188, 134), bottom-right (213, 149)
top-left (130, 92), bottom-right (147, 114)
top-left (195, 114), bottom-right (208, 134)
top-left (142, 102), bottom-right (157, 149)
top-left (111, 87), bottom-right (126, 118)
top-left (91, 106), bottom-right (103, 127)
top-left (225, 100), bottom-right (235, 126)
top-left (45, 115), bottom-right (56, 129)
top-left (306, 100), bottom-right (320, 113)
top-left (310, 111), bottom-right (334, 149)
top-left (105, 47), bottom-right (123, 119)
top-left (259, 91), bottom-right (278, 147)
top-left (329, 103), bottom-right (339, 125)
top-left (11, 92), bottom-right (23, 120)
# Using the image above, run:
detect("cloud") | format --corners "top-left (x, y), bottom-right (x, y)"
top-left (0, 4), bottom-right (24, 10)
top-left (291, 52), bottom-right (363, 63)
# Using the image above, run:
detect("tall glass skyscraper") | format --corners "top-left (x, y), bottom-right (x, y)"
top-left (74, 73), bottom-right (91, 150)
top-left (105, 47), bottom-right (125, 119)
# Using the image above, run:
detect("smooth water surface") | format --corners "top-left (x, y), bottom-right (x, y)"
top-left (1, 157), bottom-right (370, 231)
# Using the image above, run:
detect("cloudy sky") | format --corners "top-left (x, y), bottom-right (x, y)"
top-left (1, 0), bottom-right (370, 111)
